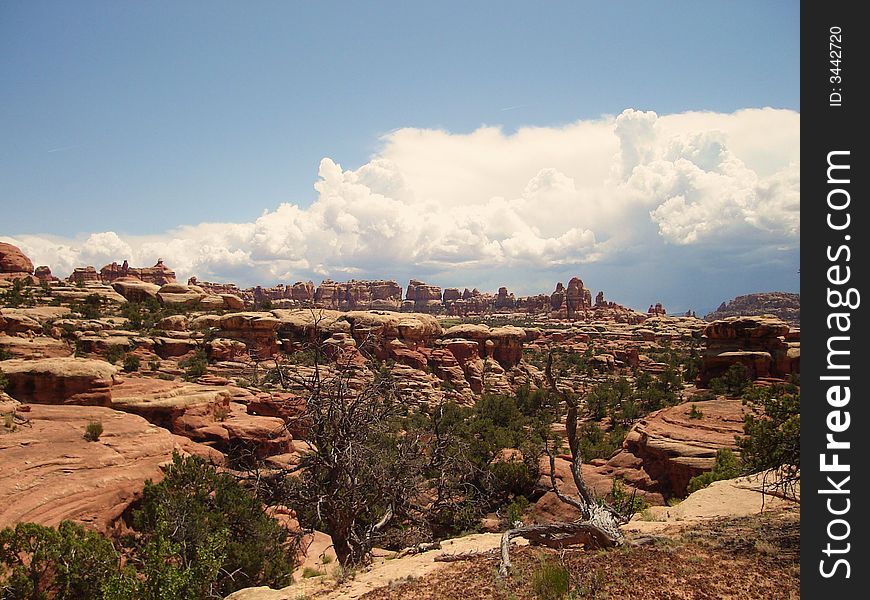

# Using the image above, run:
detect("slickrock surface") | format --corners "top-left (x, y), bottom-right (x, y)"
top-left (0, 400), bottom-right (219, 533)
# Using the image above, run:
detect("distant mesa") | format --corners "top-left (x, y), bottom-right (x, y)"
top-left (1, 241), bottom-right (647, 322)
top-left (64, 258), bottom-right (176, 286)
top-left (99, 259), bottom-right (177, 285)
top-left (705, 292), bottom-right (800, 326)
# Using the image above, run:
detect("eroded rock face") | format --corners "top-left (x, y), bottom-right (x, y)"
top-left (1, 357), bottom-right (117, 405)
top-left (0, 335), bottom-right (73, 359)
top-left (0, 400), bottom-right (219, 533)
top-left (440, 323), bottom-right (527, 368)
top-left (68, 266), bottom-right (100, 285)
top-left (699, 316), bottom-right (799, 385)
top-left (34, 266), bottom-right (56, 283)
top-left (405, 280), bottom-right (443, 313)
top-left (608, 397), bottom-right (748, 498)
top-left (100, 259), bottom-right (176, 285)
top-left (110, 376), bottom-right (233, 429)
top-left (0, 242), bottom-right (34, 281)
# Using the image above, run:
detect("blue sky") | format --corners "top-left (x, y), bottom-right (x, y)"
top-left (1, 1), bottom-right (800, 313)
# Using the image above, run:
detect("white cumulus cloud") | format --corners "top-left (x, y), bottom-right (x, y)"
top-left (2, 107), bottom-right (799, 298)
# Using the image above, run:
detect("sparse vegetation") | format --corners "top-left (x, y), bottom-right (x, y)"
top-left (104, 344), bottom-right (126, 365)
top-left (72, 293), bottom-right (105, 319)
top-left (709, 363), bottom-right (751, 396)
top-left (0, 453), bottom-right (298, 599)
top-left (180, 349), bottom-right (208, 379)
top-left (688, 404), bottom-right (704, 419)
top-left (83, 420), bottom-right (103, 441)
top-left (0, 278), bottom-right (35, 308)
top-left (737, 382), bottom-right (800, 499)
top-left (686, 448), bottom-right (741, 495)
top-left (530, 558), bottom-right (570, 600)
top-left (122, 353), bottom-right (141, 372)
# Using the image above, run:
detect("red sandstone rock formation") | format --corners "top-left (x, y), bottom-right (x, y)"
top-left (290, 281), bottom-right (315, 303)
top-left (442, 288), bottom-right (462, 303)
top-left (0, 242), bottom-right (34, 281)
top-left (648, 303), bottom-right (667, 316)
top-left (99, 259), bottom-right (176, 285)
top-left (0, 399), bottom-right (219, 533)
top-left (405, 280), bottom-right (443, 313)
top-left (68, 266), bottom-right (100, 284)
top-left (34, 266), bottom-right (57, 283)
top-left (1, 357), bottom-right (117, 406)
top-left (495, 287), bottom-right (515, 309)
top-left (705, 292), bottom-right (800, 326)
top-left (699, 316), bottom-right (799, 385)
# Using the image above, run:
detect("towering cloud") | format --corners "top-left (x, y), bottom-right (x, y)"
top-left (3, 107), bottom-right (799, 304)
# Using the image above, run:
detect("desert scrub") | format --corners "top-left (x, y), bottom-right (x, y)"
top-left (212, 404), bottom-right (230, 422)
top-left (180, 349), bottom-right (208, 379)
top-left (531, 558), bottom-right (570, 600)
top-left (83, 421), bottom-right (103, 442)
top-left (688, 404), bottom-right (704, 419)
top-left (104, 345), bottom-right (126, 365)
top-left (686, 448), bottom-right (741, 494)
top-left (122, 353), bottom-right (141, 372)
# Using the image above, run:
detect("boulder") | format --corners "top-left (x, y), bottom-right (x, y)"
top-left (112, 277), bottom-right (161, 302)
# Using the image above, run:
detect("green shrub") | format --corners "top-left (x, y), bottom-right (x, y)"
top-left (531, 559), bottom-right (571, 600)
top-left (577, 421), bottom-right (626, 460)
top-left (0, 278), bottom-right (35, 308)
top-left (133, 453), bottom-right (296, 596)
top-left (709, 364), bottom-right (751, 396)
top-left (608, 478), bottom-right (647, 515)
top-left (688, 404), bottom-right (704, 419)
top-left (0, 369), bottom-right (7, 391)
top-left (686, 448), bottom-right (741, 494)
top-left (0, 521), bottom-right (121, 599)
top-left (123, 354), bottom-right (141, 372)
top-left (504, 496), bottom-right (530, 527)
top-left (737, 383), bottom-right (800, 498)
top-left (0, 454), bottom-right (296, 599)
top-left (84, 421), bottom-right (103, 442)
top-left (157, 372), bottom-right (176, 381)
top-left (73, 293), bottom-right (104, 319)
top-left (104, 344), bottom-right (126, 365)
top-left (180, 349), bottom-right (208, 379)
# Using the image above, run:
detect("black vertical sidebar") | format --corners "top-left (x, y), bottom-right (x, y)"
top-left (802, 2), bottom-right (867, 597)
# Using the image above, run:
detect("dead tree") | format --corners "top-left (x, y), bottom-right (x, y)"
top-left (498, 350), bottom-right (627, 577)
